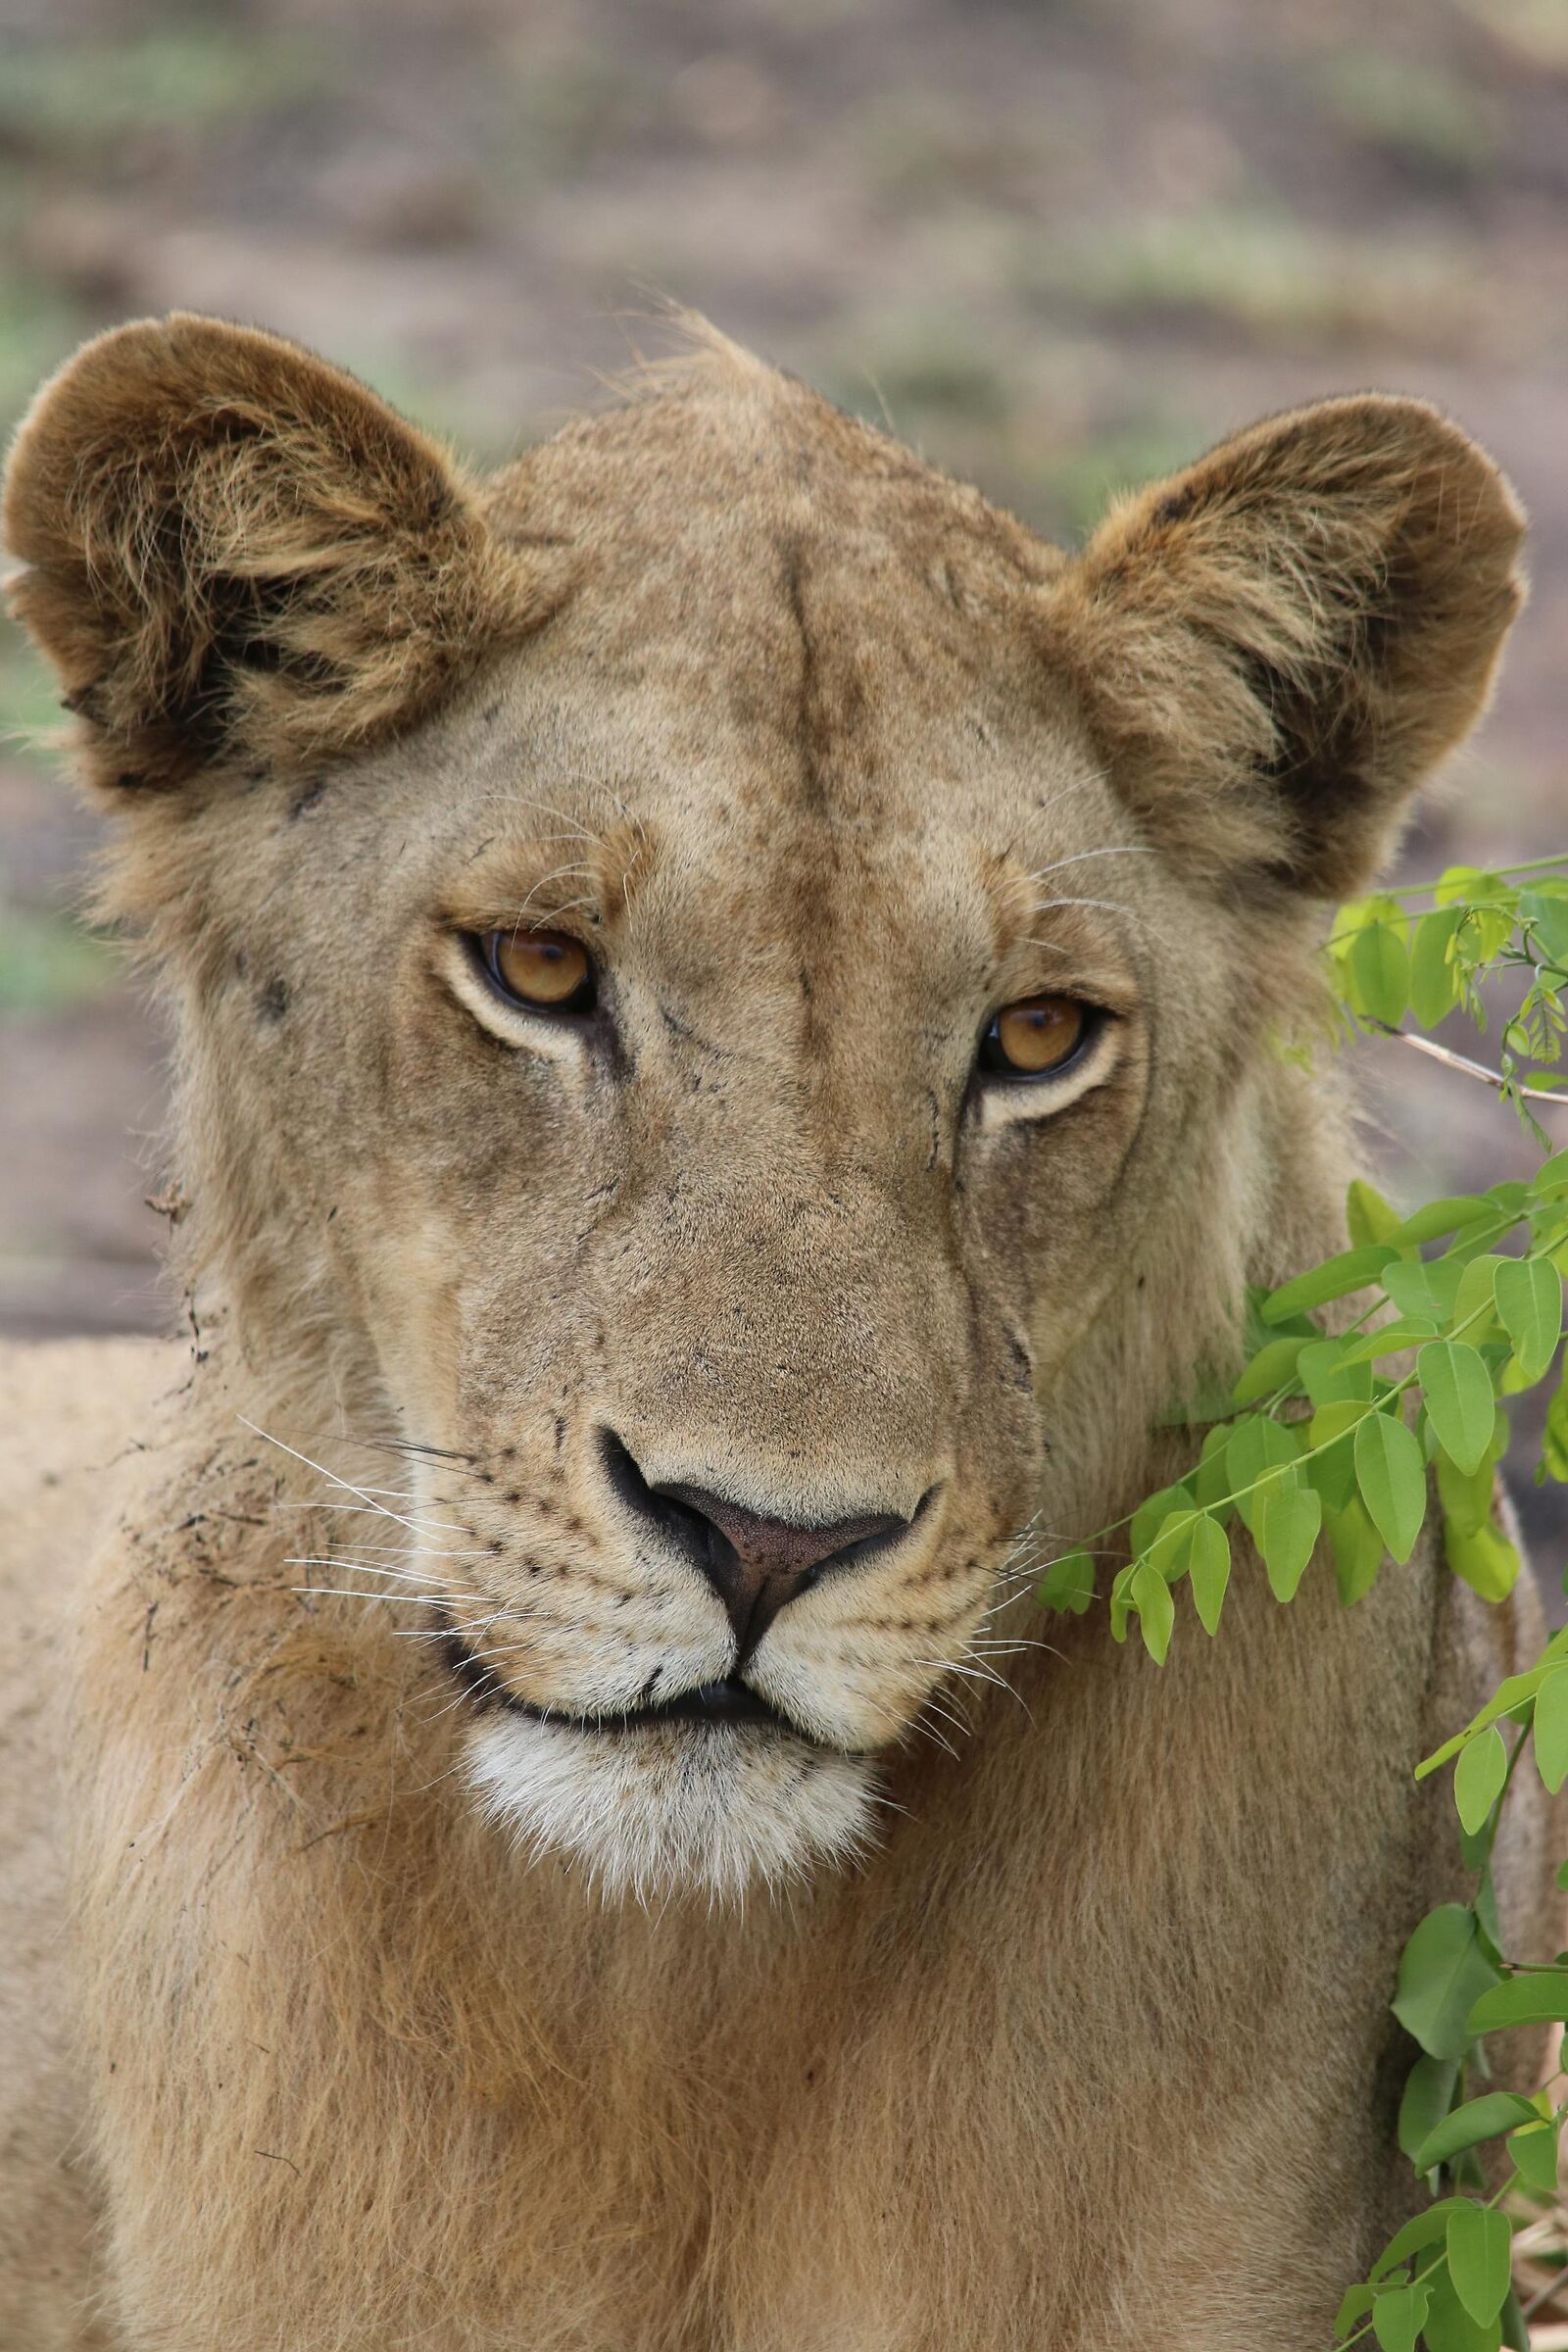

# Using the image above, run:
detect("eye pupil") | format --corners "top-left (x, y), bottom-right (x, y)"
top-left (986, 996), bottom-right (1089, 1077)
top-left (486, 928), bottom-right (594, 1011)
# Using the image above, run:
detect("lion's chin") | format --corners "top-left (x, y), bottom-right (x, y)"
top-left (464, 1714), bottom-right (881, 1904)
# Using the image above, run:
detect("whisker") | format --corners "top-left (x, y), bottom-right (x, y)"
top-left (1024, 845), bottom-right (1159, 883)
top-left (241, 1418), bottom-right (440, 1542)
top-left (285, 1538), bottom-right (491, 1560)
top-left (297, 1588), bottom-right (459, 1609)
top-left (274, 1503), bottom-right (472, 1537)
top-left (1024, 895), bottom-right (1137, 920)
top-left (283, 1558), bottom-right (490, 1601)
top-left (468, 794), bottom-right (609, 849)
top-left (510, 861), bottom-right (595, 925)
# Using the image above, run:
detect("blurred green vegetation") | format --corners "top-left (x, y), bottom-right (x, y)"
top-left (1017, 206), bottom-right (1485, 352)
top-left (0, 22), bottom-right (331, 148)
top-left (0, 894), bottom-right (112, 1014)
top-left (0, 278), bottom-right (96, 442)
top-left (1313, 52), bottom-right (1499, 177)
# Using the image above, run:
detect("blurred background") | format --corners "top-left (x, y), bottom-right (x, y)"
top-left (1, 0), bottom-right (1564, 1538)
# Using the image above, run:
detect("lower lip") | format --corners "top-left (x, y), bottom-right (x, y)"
top-left (443, 1635), bottom-right (803, 1740)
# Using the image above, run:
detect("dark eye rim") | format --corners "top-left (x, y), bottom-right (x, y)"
top-left (976, 996), bottom-right (1105, 1084)
top-left (470, 927), bottom-right (600, 1018)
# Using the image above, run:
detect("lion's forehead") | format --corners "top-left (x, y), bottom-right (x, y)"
top-left (479, 377), bottom-right (1070, 799)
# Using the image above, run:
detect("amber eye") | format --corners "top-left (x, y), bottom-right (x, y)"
top-left (481, 928), bottom-right (596, 1014)
top-left (979, 995), bottom-right (1095, 1079)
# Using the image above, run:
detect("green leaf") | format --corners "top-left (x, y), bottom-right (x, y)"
top-left (1384, 1256), bottom-right (1461, 1323)
top-left (1446, 2202), bottom-right (1512, 2328)
top-left (1342, 1318), bottom-right (1446, 1367)
top-left (1396, 1196), bottom-right (1493, 1247)
top-left (1141, 1508), bottom-right (1200, 1581)
top-left (1257, 1483), bottom-right (1321, 1601)
top-left (1410, 906), bottom-right (1465, 1027)
top-left (1337, 2280), bottom-right (1379, 2339)
top-left (1413, 2091), bottom-right (1538, 2175)
top-left (1225, 1415), bottom-right (1301, 1535)
top-left (1468, 1967), bottom-right (1568, 2034)
top-left (1187, 1516), bottom-right (1231, 1636)
top-left (1453, 1726), bottom-right (1508, 1836)
top-left (1372, 2282), bottom-right (1429, 2352)
top-left (1355, 1410), bottom-right (1429, 1564)
top-left (1299, 1338), bottom-right (1376, 1407)
top-left (1494, 1257), bottom-right (1563, 1382)
top-left (1508, 2118), bottom-right (1558, 2196)
top-left (1418, 1653), bottom-right (1568, 1779)
top-left (1394, 1906), bottom-right (1500, 2060)
top-left (1423, 2270), bottom-right (1503, 2352)
top-left (1194, 1422), bottom-right (1238, 1523)
top-left (1328, 1494), bottom-right (1385, 1605)
top-left (1038, 1549), bottom-right (1096, 1615)
top-left (1523, 885), bottom-right (1568, 966)
top-left (1535, 1666), bottom-right (1568, 1794)
top-left (1418, 1343), bottom-right (1496, 1478)
top-left (1544, 1375), bottom-right (1568, 1483)
top-left (1262, 1245), bottom-right (1397, 1326)
top-left (1372, 2199), bottom-right (1470, 2282)
top-left (1348, 1178), bottom-right (1403, 1246)
top-left (1130, 1480), bottom-right (1197, 1561)
top-left (1350, 919), bottom-right (1409, 1026)
top-left (1131, 1560), bottom-right (1173, 1664)
top-left (1399, 2053), bottom-right (1461, 2163)
top-left (1307, 1399), bottom-right (1366, 1510)
top-left (1232, 1336), bottom-right (1307, 1406)
top-left (1433, 863), bottom-right (1491, 907)
top-left (1444, 1518), bottom-right (1520, 1604)
top-left (1453, 1255), bottom-right (1505, 1344)
top-left (1437, 1443), bottom-right (1499, 1537)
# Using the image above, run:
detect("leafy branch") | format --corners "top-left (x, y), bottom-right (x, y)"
top-left (1037, 857), bottom-right (1568, 2350)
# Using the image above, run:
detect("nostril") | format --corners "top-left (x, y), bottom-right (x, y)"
top-left (596, 1428), bottom-right (718, 1571)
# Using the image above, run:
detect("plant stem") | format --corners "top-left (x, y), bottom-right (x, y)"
top-left (1386, 854), bottom-right (1568, 900)
top-left (1374, 1023), bottom-right (1568, 1108)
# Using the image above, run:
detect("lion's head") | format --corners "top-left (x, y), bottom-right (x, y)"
top-left (3, 315), bottom-right (1522, 1897)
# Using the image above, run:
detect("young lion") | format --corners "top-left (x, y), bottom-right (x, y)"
top-left (0, 314), bottom-right (1555, 2351)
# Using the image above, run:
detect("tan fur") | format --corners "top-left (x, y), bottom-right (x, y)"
top-left (0, 315), bottom-right (1553, 2349)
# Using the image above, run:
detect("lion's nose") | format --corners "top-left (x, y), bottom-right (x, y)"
top-left (599, 1431), bottom-right (917, 1657)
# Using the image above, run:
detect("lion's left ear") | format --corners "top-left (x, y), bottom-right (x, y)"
top-left (3, 313), bottom-right (563, 793)
top-left (1044, 395), bottom-right (1526, 898)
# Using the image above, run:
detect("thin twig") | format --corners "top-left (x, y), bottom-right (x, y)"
top-left (1372, 1021), bottom-right (1568, 1108)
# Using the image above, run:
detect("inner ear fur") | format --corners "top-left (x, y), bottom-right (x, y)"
top-left (1046, 395), bottom-right (1526, 898)
top-left (3, 313), bottom-right (564, 792)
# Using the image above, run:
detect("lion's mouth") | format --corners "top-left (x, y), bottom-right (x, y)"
top-left (441, 1626), bottom-right (815, 1741)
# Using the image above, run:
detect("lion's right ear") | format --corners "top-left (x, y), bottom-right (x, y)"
top-left (3, 314), bottom-right (561, 793)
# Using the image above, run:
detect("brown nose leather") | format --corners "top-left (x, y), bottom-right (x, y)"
top-left (658, 1485), bottom-right (908, 1653)
top-left (598, 1432), bottom-right (917, 1657)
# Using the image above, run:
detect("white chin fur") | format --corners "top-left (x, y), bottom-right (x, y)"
top-left (465, 1713), bottom-right (880, 1904)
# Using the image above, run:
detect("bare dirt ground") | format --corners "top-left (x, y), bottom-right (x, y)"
top-left (1, 0), bottom-right (1565, 1545)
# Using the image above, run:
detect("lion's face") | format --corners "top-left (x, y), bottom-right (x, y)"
top-left (209, 555), bottom-right (1167, 1899)
top-left (6, 317), bottom-right (1523, 1897)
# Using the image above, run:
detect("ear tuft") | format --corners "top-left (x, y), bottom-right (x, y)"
top-left (3, 314), bottom-right (566, 791)
top-left (1045, 396), bottom-right (1526, 898)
